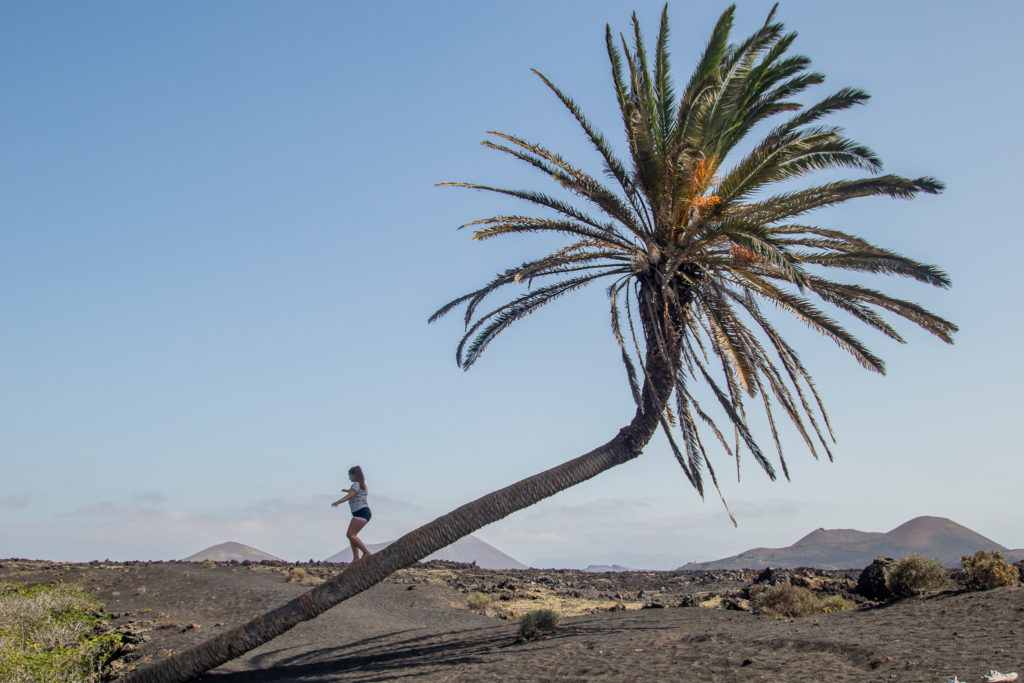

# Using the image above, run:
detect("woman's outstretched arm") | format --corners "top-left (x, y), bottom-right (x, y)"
top-left (330, 490), bottom-right (353, 507)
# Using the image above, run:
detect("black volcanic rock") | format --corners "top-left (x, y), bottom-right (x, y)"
top-left (753, 567), bottom-right (789, 586)
top-left (857, 557), bottom-right (895, 601)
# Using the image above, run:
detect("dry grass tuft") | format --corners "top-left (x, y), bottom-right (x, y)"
top-left (466, 592), bottom-right (491, 613)
top-left (491, 593), bottom-right (639, 620)
top-left (519, 608), bottom-right (560, 640)
top-left (819, 594), bottom-right (855, 613)
top-left (888, 555), bottom-right (948, 598)
top-left (282, 567), bottom-right (324, 587)
top-left (751, 584), bottom-right (820, 618)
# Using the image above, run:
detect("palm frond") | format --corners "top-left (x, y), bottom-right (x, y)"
top-left (653, 5), bottom-right (677, 148)
top-left (457, 272), bottom-right (612, 368)
top-left (462, 216), bottom-right (632, 250)
top-left (437, 182), bottom-right (617, 233)
top-left (741, 175), bottom-right (943, 223)
top-left (530, 69), bottom-right (649, 229)
top-left (481, 132), bottom-right (646, 238)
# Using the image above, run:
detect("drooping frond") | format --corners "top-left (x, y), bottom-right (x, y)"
top-left (453, 272), bottom-right (616, 368)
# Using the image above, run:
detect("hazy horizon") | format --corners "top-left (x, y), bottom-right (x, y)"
top-left (6, 513), bottom-right (1018, 573)
top-left (3, 1), bottom-right (1022, 568)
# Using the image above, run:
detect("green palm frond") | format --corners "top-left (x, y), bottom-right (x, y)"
top-left (462, 216), bottom-right (632, 250)
top-left (480, 132), bottom-right (645, 236)
top-left (433, 3), bottom-right (955, 514)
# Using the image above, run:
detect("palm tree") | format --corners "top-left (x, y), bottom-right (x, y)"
top-left (127, 5), bottom-right (954, 681)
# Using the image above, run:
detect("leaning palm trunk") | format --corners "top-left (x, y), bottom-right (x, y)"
top-left (125, 346), bottom-right (673, 682)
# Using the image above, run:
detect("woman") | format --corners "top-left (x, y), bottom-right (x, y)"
top-left (331, 466), bottom-right (372, 562)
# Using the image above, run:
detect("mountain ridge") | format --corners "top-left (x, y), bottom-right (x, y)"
top-left (182, 542), bottom-right (284, 563)
top-left (680, 516), bottom-right (1024, 570)
top-left (326, 534), bottom-right (527, 569)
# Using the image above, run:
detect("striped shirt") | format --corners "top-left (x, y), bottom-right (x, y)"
top-left (347, 482), bottom-right (368, 513)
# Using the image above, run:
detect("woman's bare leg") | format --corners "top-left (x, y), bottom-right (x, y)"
top-left (347, 518), bottom-right (370, 560)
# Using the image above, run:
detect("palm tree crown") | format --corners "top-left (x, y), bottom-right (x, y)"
top-left (432, 4), bottom-right (956, 517)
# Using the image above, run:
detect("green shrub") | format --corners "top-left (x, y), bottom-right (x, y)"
top-left (519, 608), bottom-right (560, 640)
top-left (962, 550), bottom-right (1019, 590)
top-left (751, 584), bottom-right (819, 618)
top-left (0, 582), bottom-right (122, 682)
top-left (819, 594), bottom-right (855, 613)
top-left (466, 591), bottom-right (492, 613)
top-left (888, 554), bottom-right (948, 598)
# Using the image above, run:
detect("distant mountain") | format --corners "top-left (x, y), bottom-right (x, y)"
top-left (585, 564), bottom-right (635, 573)
top-left (183, 542), bottom-right (283, 563)
top-left (326, 535), bottom-right (527, 569)
top-left (680, 517), bottom-right (1024, 570)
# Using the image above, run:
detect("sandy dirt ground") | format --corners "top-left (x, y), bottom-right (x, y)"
top-left (1, 560), bottom-right (1021, 682)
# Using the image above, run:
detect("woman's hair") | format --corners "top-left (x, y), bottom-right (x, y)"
top-left (348, 465), bottom-right (367, 492)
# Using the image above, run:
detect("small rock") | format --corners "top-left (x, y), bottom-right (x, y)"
top-left (791, 576), bottom-right (823, 590)
top-left (753, 567), bottom-right (788, 586)
top-left (676, 595), bottom-right (700, 607)
top-left (722, 597), bottom-right (751, 612)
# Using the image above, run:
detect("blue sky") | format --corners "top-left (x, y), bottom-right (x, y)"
top-left (2, 1), bottom-right (1021, 569)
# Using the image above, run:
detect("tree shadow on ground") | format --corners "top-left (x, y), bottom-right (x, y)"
top-left (198, 610), bottom-right (751, 682)
top-left (199, 625), bottom-right (515, 682)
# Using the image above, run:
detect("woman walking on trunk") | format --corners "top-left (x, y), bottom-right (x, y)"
top-left (331, 466), bottom-right (372, 562)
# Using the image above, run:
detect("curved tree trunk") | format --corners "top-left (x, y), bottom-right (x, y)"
top-left (126, 346), bottom-right (676, 682)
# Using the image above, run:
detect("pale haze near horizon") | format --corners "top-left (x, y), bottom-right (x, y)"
top-left (2, 1), bottom-right (1021, 570)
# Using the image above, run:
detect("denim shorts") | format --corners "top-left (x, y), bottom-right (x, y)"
top-left (352, 507), bottom-right (372, 522)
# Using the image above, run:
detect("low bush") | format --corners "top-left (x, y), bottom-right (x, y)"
top-left (466, 592), bottom-right (491, 613)
top-left (519, 608), bottom-right (560, 640)
top-left (888, 554), bottom-right (948, 598)
top-left (751, 584), bottom-right (819, 618)
top-left (0, 582), bottom-right (122, 682)
top-left (819, 595), bottom-right (855, 613)
top-left (962, 550), bottom-right (1019, 590)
